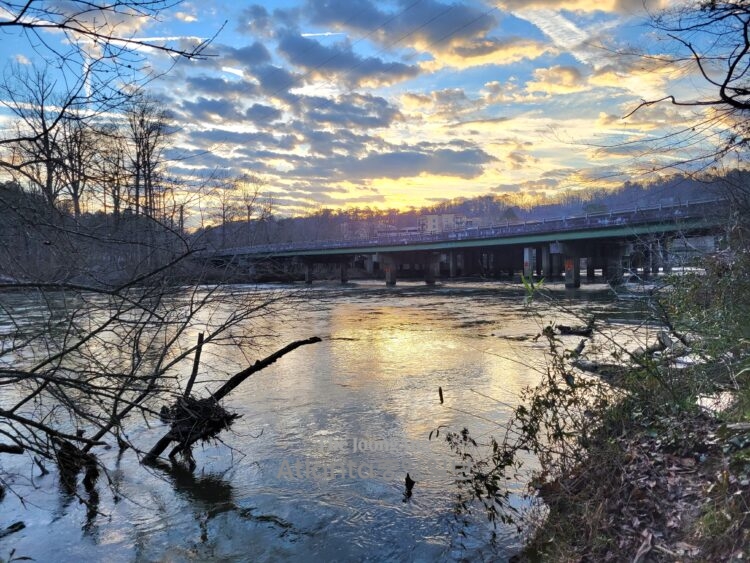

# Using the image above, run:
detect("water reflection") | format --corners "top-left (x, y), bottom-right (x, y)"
top-left (1, 281), bottom-right (648, 561)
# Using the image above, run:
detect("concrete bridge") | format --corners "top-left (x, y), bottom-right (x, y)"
top-left (208, 198), bottom-right (728, 287)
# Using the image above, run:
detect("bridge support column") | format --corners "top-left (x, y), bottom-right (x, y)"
top-left (535, 247), bottom-right (543, 277)
top-left (304, 263), bottom-right (313, 285)
top-left (651, 241), bottom-right (662, 274)
top-left (424, 253), bottom-right (441, 285)
top-left (604, 246), bottom-right (624, 285)
top-left (523, 247), bottom-right (535, 278)
top-left (586, 258), bottom-right (596, 280)
top-left (463, 249), bottom-right (479, 276)
top-left (365, 255), bottom-right (375, 275)
top-left (382, 255), bottom-right (397, 286)
top-left (661, 239), bottom-right (672, 274)
top-left (540, 245), bottom-right (551, 278)
top-left (340, 262), bottom-right (348, 284)
top-left (550, 254), bottom-right (562, 279)
top-left (449, 251), bottom-right (457, 278)
top-left (564, 256), bottom-right (581, 288)
top-left (642, 245), bottom-right (652, 279)
top-left (549, 242), bottom-right (564, 280)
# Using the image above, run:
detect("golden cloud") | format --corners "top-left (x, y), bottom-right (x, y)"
top-left (420, 38), bottom-right (550, 72)
top-left (526, 65), bottom-right (588, 94)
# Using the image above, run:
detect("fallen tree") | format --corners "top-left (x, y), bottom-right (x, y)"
top-left (143, 336), bottom-right (322, 466)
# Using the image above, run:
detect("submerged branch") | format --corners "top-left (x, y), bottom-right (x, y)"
top-left (143, 336), bottom-right (322, 465)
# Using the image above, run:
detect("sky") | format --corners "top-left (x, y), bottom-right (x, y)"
top-left (0, 0), bottom-right (722, 217)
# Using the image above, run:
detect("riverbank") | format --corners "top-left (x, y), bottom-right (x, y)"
top-left (517, 370), bottom-right (750, 561)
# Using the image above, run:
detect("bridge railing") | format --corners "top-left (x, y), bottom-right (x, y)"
top-left (211, 197), bottom-right (728, 258)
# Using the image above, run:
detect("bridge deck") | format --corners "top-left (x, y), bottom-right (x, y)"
top-left (209, 199), bottom-right (727, 260)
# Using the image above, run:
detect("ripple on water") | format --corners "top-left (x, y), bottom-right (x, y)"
top-left (2, 281), bottom-right (629, 561)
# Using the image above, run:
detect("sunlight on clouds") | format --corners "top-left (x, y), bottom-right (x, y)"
top-left (526, 66), bottom-right (588, 94)
top-left (290, 81), bottom-right (344, 98)
top-left (420, 38), bottom-right (550, 72)
top-left (175, 12), bottom-right (198, 23)
top-left (221, 66), bottom-right (245, 78)
top-left (368, 174), bottom-right (491, 210)
top-left (589, 65), bottom-right (669, 100)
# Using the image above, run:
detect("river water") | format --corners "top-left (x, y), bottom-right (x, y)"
top-left (0, 280), bottom-right (650, 562)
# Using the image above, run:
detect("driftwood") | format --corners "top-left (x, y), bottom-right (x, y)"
top-left (572, 359), bottom-right (630, 382)
top-left (0, 521), bottom-right (25, 539)
top-left (557, 317), bottom-right (596, 338)
top-left (557, 324), bottom-right (593, 337)
top-left (143, 336), bottom-right (322, 465)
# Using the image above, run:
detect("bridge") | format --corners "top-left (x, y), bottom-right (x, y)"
top-left (208, 198), bottom-right (729, 287)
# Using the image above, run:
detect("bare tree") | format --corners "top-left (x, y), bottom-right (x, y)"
top-left (623, 1), bottom-right (750, 227)
top-left (0, 65), bottom-right (68, 209)
top-left (58, 114), bottom-right (99, 218)
top-left (0, 1), bottom-right (217, 113)
top-left (93, 123), bottom-right (130, 220)
top-left (628, 1), bottom-right (750, 167)
top-left (237, 173), bottom-right (273, 245)
top-left (0, 1), bottom-right (312, 520)
top-left (125, 95), bottom-right (171, 218)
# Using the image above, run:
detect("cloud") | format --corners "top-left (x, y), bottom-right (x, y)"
top-left (253, 64), bottom-right (300, 97)
top-left (298, 128), bottom-right (374, 157)
top-left (299, 92), bottom-right (402, 129)
top-left (401, 88), bottom-right (473, 117)
top-left (180, 97), bottom-right (244, 123)
top-left (423, 36), bottom-right (550, 70)
top-left (526, 65), bottom-right (588, 94)
top-left (219, 42), bottom-right (272, 68)
top-left (235, 4), bottom-right (300, 37)
top-left (184, 76), bottom-right (259, 99)
top-left (277, 31), bottom-right (420, 87)
top-left (332, 143), bottom-right (495, 181)
top-left (175, 11), bottom-right (197, 23)
top-left (245, 103), bottom-right (282, 124)
top-left (235, 5), bottom-right (275, 37)
top-left (306, 0), bottom-right (539, 71)
top-left (448, 116), bottom-right (512, 128)
top-left (588, 58), bottom-right (672, 99)
top-left (495, 0), bottom-right (669, 14)
top-left (187, 129), bottom-right (295, 151)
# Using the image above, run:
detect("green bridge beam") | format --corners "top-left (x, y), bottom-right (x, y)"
top-left (238, 218), bottom-right (714, 259)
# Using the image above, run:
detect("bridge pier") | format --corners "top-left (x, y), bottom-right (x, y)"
top-left (564, 256), bottom-right (581, 288)
top-left (550, 254), bottom-right (562, 279)
top-left (641, 243), bottom-right (652, 279)
top-left (586, 257), bottom-right (595, 280)
top-left (380, 254), bottom-right (397, 286)
top-left (365, 254), bottom-right (375, 274)
top-left (540, 245), bottom-right (550, 278)
top-left (340, 262), bottom-right (348, 284)
top-left (523, 247), bottom-right (535, 278)
top-left (535, 247), bottom-right (543, 277)
top-left (651, 241), bottom-right (662, 274)
top-left (448, 251), bottom-right (457, 278)
top-left (492, 250), bottom-right (504, 278)
top-left (424, 253), bottom-right (441, 285)
top-left (604, 245), bottom-right (624, 285)
top-left (661, 239), bottom-right (673, 274)
top-left (549, 242), bottom-right (566, 281)
top-left (304, 263), bottom-right (313, 285)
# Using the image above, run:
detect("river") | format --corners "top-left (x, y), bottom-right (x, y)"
top-left (0, 280), bottom-right (651, 562)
